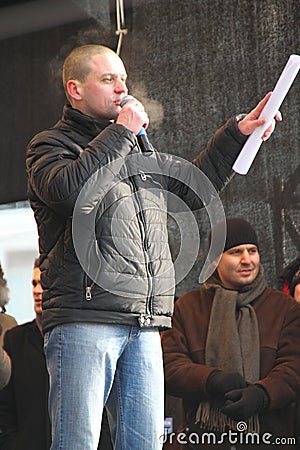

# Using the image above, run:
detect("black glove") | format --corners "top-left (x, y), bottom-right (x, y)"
top-left (206, 370), bottom-right (247, 397)
top-left (222, 384), bottom-right (269, 420)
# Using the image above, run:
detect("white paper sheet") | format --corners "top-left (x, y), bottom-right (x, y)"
top-left (233, 54), bottom-right (300, 175)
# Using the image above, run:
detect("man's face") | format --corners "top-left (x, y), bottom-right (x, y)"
top-left (75, 52), bottom-right (128, 121)
top-left (217, 244), bottom-right (260, 289)
top-left (294, 283), bottom-right (300, 303)
top-left (32, 267), bottom-right (43, 315)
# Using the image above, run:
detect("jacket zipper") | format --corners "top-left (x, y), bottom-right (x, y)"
top-left (129, 173), bottom-right (154, 324)
top-left (84, 256), bottom-right (102, 301)
top-left (84, 172), bottom-right (155, 326)
top-left (84, 272), bottom-right (95, 301)
top-left (85, 286), bottom-right (92, 301)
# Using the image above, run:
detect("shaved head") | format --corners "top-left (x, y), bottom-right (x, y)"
top-left (62, 44), bottom-right (117, 102)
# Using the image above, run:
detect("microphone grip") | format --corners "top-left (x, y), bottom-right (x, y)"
top-left (120, 95), bottom-right (153, 153)
top-left (137, 127), bottom-right (153, 153)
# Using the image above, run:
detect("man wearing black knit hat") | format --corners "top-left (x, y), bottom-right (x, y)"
top-left (162, 218), bottom-right (300, 449)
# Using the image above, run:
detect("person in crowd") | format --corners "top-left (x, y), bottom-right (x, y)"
top-left (0, 263), bottom-right (15, 390)
top-left (291, 270), bottom-right (300, 302)
top-left (0, 263), bottom-right (17, 347)
top-left (0, 258), bottom-right (51, 450)
top-left (26, 43), bottom-right (281, 450)
top-left (278, 253), bottom-right (300, 449)
top-left (0, 258), bottom-right (112, 450)
top-left (278, 254), bottom-right (300, 303)
top-left (162, 218), bottom-right (300, 449)
top-left (0, 341), bottom-right (10, 391)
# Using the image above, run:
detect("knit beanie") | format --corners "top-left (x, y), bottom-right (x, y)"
top-left (210, 217), bottom-right (259, 255)
top-left (224, 218), bottom-right (259, 252)
top-left (290, 269), bottom-right (300, 296)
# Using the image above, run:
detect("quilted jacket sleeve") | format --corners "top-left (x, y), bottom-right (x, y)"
top-left (26, 123), bottom-right (137, 217)
top-left (192, 116), bottom-right (247, 191)
top-left (162, 116), bottom-right (248, 210)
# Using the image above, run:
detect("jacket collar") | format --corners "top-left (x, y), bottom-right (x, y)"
top-left (61, 104), bottom-right (113, 139)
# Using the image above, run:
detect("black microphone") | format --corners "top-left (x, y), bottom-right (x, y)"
top-left (120, 95), bottom-right (153, 153)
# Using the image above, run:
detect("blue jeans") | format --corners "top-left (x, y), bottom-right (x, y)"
top-left (44, 323), bottom-right (164, 450)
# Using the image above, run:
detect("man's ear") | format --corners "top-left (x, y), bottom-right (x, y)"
top-left (66, 80), bottom-right (82, 101)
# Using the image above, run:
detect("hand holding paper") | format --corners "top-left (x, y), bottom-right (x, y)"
top-left (233, 54), bottom-right (300, 175)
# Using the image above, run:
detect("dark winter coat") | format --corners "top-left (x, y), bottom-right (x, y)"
top-left (0, 320), bottom-right (51, 450)
top-left (162, 287), bottom-right (300, 445)
top-left (26, 105), bottom-right (247, 333)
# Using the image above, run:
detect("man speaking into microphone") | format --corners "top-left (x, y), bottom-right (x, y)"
top-left (26, 44), bottom-right (280, 450)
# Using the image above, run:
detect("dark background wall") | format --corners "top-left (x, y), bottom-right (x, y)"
top-left (0, 0), bottom-right (299, 294)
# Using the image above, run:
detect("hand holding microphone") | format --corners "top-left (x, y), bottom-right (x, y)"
top-left (117, 95), bottom-right (153, 153)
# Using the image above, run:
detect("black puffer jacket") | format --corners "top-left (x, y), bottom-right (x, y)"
top-left (26, 105), bottom-right (247, 332)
